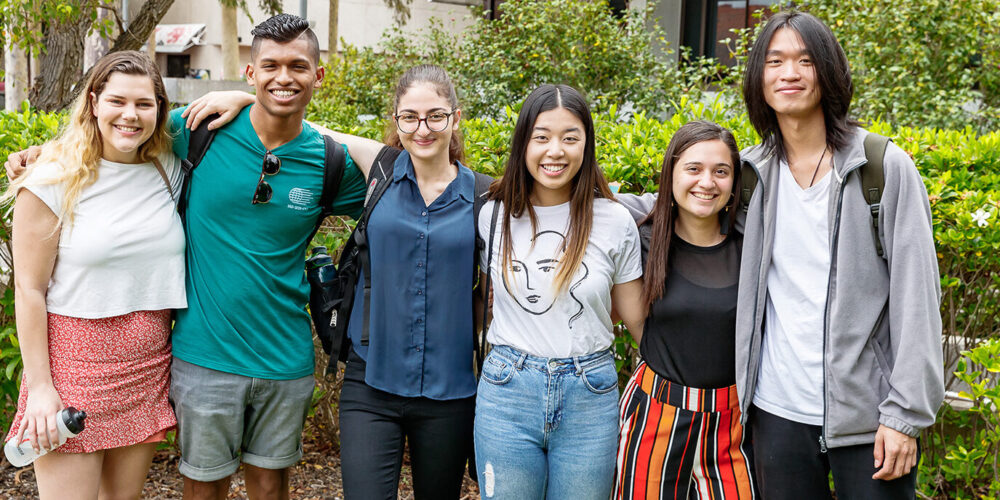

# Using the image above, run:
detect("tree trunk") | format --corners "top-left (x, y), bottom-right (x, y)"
top-left (28, 14), bottom-right (93, 112)
top-left (221, 3), bottom-right (240, 80)
top-left (328, 0), bottom-right (339, 59)
top-left (147, 29), bottom-right (157, 61)
top-left (83, 6), bottom-right (112, 73)
top-left (28, 0), bottom-right (175, 111)
top-left (4, 39), bottom-right (29, 111)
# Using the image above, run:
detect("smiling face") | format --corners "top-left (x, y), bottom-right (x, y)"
top-left (246, 37), bottom-right (324, 120)
top-left (394, 82), bottom-right (460, 164)
top-left (524, 107), bottom-right (586, 206)
top-left (671, 139), bottom-right (736, 226)
top-left (763, 27), bottom-right (822, 121)
top-left (91, 72), bottom-right (158, 164)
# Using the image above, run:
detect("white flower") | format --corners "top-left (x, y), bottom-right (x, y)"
top-left (972, 208), bottom-right (991, 227)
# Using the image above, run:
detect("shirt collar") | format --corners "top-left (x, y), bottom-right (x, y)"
top-left (393, 150), bottom-right (475, 204)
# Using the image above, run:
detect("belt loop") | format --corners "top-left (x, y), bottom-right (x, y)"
top-left (572, 356), bottom-right (583, 376)
top-left (515, 351), bottom-right (527, 370)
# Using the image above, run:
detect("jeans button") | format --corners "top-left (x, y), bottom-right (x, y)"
top-left (548, 360), bottom-right (558, 369)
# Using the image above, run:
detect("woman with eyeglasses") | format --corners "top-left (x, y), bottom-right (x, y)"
top-left (327, 64), bottom-right (485, 500)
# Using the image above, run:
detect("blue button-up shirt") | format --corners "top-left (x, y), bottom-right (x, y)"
top-left (348, 151), bottom-right (477, 400)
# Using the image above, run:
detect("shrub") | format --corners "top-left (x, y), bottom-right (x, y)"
top-left (2, 97), bottom-right (999, 497)
top-left (308, 0), bottom-right (724, 122)
top-left (723, 1), bottom-right (1000, 133)
top-left (0, 104), bottom-right (63, 432)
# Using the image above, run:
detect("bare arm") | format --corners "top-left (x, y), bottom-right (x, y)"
top-left (611, 277), bottom-right (646, 344)
top-left (305, 120), bottom-right (383, 179)
top-left (11, 190), bottom-right (63, 452)
top-left (181, 90), bottom-right (256, 130)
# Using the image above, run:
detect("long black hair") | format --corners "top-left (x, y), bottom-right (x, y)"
top-left (743, 10), bottom-right (857, 160)
top-left (488, 84), bottom-right (613, 294)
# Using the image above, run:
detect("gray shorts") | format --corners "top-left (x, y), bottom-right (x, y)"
top-left (169, 357), bottom-right (315, 482)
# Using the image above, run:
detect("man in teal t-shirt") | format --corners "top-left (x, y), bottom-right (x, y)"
top-left (167, 14), bottom-right (365, 499)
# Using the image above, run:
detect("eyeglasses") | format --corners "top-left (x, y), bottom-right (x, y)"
top-left (252, 151), bottom-right (281, 204)
top-left (393, 110), bottom-right (456, 134)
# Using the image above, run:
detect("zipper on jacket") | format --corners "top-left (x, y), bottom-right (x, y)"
top-left (820, 158), bottom-right (867, 451)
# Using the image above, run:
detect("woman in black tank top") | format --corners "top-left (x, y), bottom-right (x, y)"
top-left (614, 121), bottom-right (758, 500)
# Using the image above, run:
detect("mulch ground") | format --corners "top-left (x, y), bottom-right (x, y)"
top-left (0, 435), bottom-right (482, 499)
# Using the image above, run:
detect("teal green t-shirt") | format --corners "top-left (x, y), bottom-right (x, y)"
top-left (169, 107), bottom-right (365, 379)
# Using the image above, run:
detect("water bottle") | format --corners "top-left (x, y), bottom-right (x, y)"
top-left (4, 407), bottom-right (87, 467)
top-left (307, 246), bottom-right (337, 284)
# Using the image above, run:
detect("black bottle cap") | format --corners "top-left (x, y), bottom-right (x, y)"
top-left (61, 407), bottom-right (87, 434)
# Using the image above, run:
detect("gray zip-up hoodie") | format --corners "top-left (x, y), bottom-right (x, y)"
top-left (617, 127), bottom-right (944, 447)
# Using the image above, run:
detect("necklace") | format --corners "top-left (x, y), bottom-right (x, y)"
top-left (808, 146), bottom-right (827, 187)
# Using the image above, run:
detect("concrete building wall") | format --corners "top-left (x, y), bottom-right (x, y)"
top-left (157, 0), bottom-right (476, 80)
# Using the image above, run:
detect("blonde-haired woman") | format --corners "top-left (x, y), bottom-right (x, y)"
top-left (3, 51), bottom-right (183, 499)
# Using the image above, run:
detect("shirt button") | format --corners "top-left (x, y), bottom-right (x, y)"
top-left (419, 233), bottom-right (425, 239)
top-left (416, 290), bottom-right (423, 295)
top-left (421, 211), bottom-right (427, 216)
top-left (416, 346), bottom-right (422, 352)
top-left (417, 262), bottom-right (423, 268)
top-left (416, 318), bottom-right (423, 323)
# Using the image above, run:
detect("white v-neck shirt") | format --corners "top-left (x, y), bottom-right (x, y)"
top-left (754, 160), bottom-right (832, 425)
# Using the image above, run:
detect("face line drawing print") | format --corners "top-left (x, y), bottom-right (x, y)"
top-left (503, 230), bottom-right (589, 328)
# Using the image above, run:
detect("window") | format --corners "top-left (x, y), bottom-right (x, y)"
top-left (682, 0), bottom-right (773, 65)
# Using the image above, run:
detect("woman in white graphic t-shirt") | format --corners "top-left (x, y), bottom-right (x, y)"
top-left (473, 84), bottom-right (646, 500)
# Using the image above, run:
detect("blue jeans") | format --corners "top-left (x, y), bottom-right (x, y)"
top-left (474, 344), bottom-right (620, 500)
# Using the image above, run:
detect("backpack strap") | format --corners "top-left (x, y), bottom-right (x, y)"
top-left (357, 146), bottom-right (402, 347)
top-left (471, 172), bottom-right (494, 373)
top-left (308, 135), bottom-right (347, 242)
top-left (738, 162), bottom-right (758, 215)
top-left (861, 132), bottom-right (890, 258)
top-left (477, 200), bottom-right (501, 374)
top-left (177, 113), bottom-right (220, 219)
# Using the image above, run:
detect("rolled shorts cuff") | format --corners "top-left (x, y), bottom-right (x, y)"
top-left (242, 444), bottom-right (303, 471)
top-left (179, 455), bottom-right (241, 482)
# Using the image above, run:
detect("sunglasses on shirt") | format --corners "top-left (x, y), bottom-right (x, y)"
top-left (252, 151), bottom-right (281, 205)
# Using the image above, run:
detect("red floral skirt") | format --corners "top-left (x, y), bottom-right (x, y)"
top-left (6, 311), bottom-right (177, 453)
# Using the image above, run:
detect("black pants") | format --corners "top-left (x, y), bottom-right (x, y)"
top-left (749, 405), bottom-right (918, 500)
top-left (339, 348), bottom-right (475, 500)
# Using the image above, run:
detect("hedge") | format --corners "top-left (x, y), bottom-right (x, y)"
top-left (1, 102), bottom-right (997, 497)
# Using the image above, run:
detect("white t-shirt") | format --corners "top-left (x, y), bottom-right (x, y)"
top-left (753, 160), bottom-right (831, 425)
top-left (478, 198), bottom-right (643, 358)
top-left (21, 153), bottom-right (187, 318)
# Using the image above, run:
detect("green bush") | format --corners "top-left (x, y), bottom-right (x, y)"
top-left (0, 104), bottom-right (64, 433)
top-left (2, 93), bottom-right (999, 497)
top-left (714, 1), bottom-right (1000, 133)
top-left (308, 0), bottom-right (723, 121)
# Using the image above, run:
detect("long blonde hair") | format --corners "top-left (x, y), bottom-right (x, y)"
top-left (2, 51), bottom-right (171, 226)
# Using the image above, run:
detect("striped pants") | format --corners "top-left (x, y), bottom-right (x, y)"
top-left (615, 362), bottom-right (756, 500)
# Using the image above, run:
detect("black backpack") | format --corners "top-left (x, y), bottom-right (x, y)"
top-left (318, 146), bottom-right (495, 376)
top-left (739, 132), bottom-right (891, 257)
top-left (177, 113), bottom-right (348, 332)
